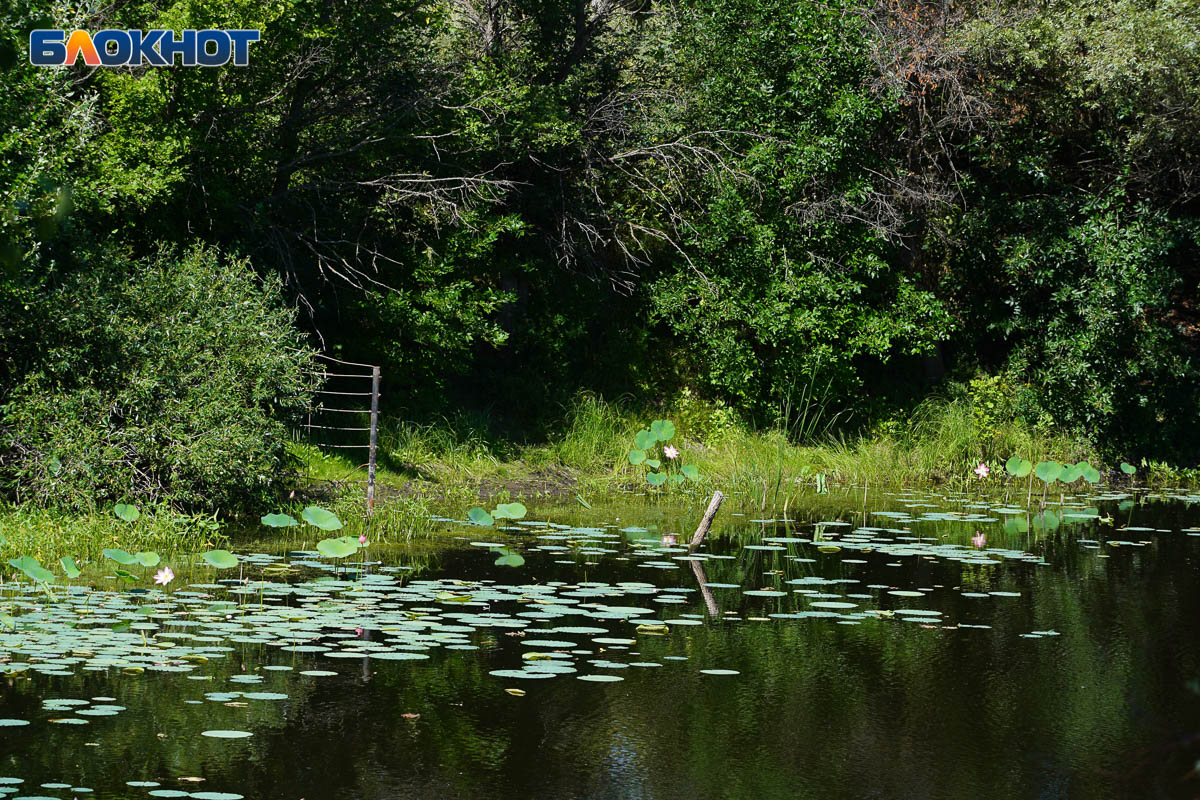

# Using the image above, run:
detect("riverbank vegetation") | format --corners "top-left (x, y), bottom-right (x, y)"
top-left (2, 0), bottom-right (1199, 520)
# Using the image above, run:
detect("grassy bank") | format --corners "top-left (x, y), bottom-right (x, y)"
top-left (2, 394), bottom-right (1191, 563)
top-left (297, 392), bottom-right (1188, 508)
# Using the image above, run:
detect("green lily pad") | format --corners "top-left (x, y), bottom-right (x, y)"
top-left (467, 507), bottom-right (494, 526)
top-left (302, 505), bottom-right (343, 531)
top-left (201, 550), bottom-right (239, 569)
top-left (102, 549), bottom-right (138, 566)
top-left (1034, 461), bottom-right (1063, 484)
top-left (493, 502), bottom-right (527, 520)
top-left (316, 537), bottom-right (358, 559)
top-left (8, 556), bottom-right (54, 584)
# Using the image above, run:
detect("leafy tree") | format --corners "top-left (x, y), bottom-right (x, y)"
top-left (0, 245), bottom-right (315, 510)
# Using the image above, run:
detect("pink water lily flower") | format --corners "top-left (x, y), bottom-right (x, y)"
top-left (661, 534), bottom-right (677, 546)
top-left (971, 531), bottom-right (986, 549)
top-left (974, 462), bottom-right (990, 479)
top-left (663, 445), bottom-right (680, 460)
top-left (154, 567), bottom-right (174, 586)
top-left (358, 534), bottom-right (368, 545)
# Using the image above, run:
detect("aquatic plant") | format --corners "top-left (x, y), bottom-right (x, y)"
top-left (466, 502), bottom-right (528, 527)
top-left (627, 419), bottom-right (700, 487)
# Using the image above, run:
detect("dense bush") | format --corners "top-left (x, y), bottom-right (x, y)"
top-left (2, 0), bottom-right (1199, 470)
top-left (0, 246), bottom-right (315, 510)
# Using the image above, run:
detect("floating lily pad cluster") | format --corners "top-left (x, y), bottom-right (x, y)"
top-left (1, 487), bottom-right (1197, 800)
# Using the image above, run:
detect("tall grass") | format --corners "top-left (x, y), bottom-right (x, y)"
top-left (289, 392), bottom-right (1110, 518)
top-left (0, 504), bottom-right (225, 562)
top-left (808, 399), bottom-right (1094, 487)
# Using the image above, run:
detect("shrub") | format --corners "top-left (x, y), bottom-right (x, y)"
top-left (0, 245), bottom-right (315, 511)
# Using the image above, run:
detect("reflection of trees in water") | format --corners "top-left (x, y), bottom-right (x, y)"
top-left (3, 496), bottom-right (1199, 798)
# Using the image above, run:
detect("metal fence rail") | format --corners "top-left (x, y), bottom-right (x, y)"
top-left (300, 353), bottom-right (381, 515)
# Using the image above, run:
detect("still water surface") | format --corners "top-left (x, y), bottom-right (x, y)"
top-left (2, 488), bottom-right (1200, 800)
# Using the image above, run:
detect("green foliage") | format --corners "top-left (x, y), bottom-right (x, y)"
top-left (1034, 461), bottom-right (1064, 485)
top-left (102, 549), bottom-right (138, 566)
top-left (0, 245), bottom-right (315, 510)
top-left (8, 555), bottom-right (54, 584)
top-left (114, 504), bottom-right (141, 523)
top-left (0, 503), bottom-right (223, 561)
top-left (2, 0), bottom-right (1199, 489)
top-left (1005, 457), bottom-right (1033, 478)
top-left (625, 419), bottom-right (701, 488)
top-left (315, 537), bottom-right (358, 559)
top-left (58, 556), bottom-right (81, 579)
top-left (301, 506), bottom-right (343, 532)
top-left (201, 550), bottom-right (239, 570)
top-left (466, 502), bottom-right (527, 527)
top-left (467, 507), bottom-right (495, 527)
top-left (493, 547), bottom-right (525, 568)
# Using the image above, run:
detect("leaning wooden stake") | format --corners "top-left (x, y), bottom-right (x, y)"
top-left (689, 559), bottom-right (721, 617)
top-left (688, 491), bottom-right (725, 551)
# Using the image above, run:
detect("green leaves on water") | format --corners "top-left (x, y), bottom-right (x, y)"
top-left (1005, 456), bottom-right (1033, 478)
top-left (1034, 461), bottom-right (1063, 484)
top-left (1014, 459), bottom-right (1101, 485)
top-left (629, 418), bottom-right (695, 487)
top-left (8, 556), bottom-right (54, 584)
top-left (261, 513), bottom-right (299, 528)
top-left (59, 556), bottom-right (81, 579)
top-left (201, 550), bottom-right (239, 569)
top-left (467, 502), bottom-right (526, 527)
top-left (134, 551), bottom-right (160, 567)
top-left (1120, 461), bottom-right (1137, 475)
top-left (493, 547), bottom-right (525, 568)
top-left (1058, 463), bottom-right (1082, 484)
top-left (102, 549), bottom-right (138, 566)
top-left (316, 537), bottom-right (359, 559)
top-left (493, 502), bottom-right (527, 520)
top-left (113, 503), bottom-right (140, 523)
top-left (201, 729), bottom-right (252, 738)
top-left (301, 506), bottom-right (343, 531)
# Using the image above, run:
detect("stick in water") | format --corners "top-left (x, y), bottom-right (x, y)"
top-left (689, 491), bottom-right (725, 551)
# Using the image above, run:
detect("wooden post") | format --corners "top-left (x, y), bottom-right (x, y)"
top-left (688, 490), bottom-right (725, 551)
top-left (689, 559), bottom-right (721, 617)
top-left (366, 365), bottom-right (380, 516)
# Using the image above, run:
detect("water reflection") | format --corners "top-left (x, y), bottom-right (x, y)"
top-left (1, 487), bottom-right (1199, 799)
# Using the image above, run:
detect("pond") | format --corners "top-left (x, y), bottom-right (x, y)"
top-left (3, 487), bottom-right (1200, 800)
